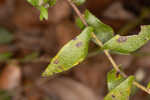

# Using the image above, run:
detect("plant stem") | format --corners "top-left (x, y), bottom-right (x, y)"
top-left (66, 0), bottom-right (150, 94)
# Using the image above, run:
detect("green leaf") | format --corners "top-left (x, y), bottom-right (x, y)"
top-left (85, 10), bottom-right (114, 43)
top-left (104, 76), bottom-right (134, 100)
top-left (72, 0), bottom-right (86, 6)
top-left (27, 0), bottom-right (57, 7)
top-left (42, 27), bottom-right (93, 76)
top-left (103, 25), bottom-right (150, 54)
top-left (0, 27), bottom-right (13, 44)
top-left (76, 10), bottom-right (114, 43)
top-left (39, 6), bottom-right (48, 20)
top-left (75, 17), bottom-right (85, 30)
top-left (107, 68), bottom-right (125, 91)
top-left (48, 0), bottom-right (57, 6)
top-left (27, 0), bottom-right (39, 6)
top-left (27, 0), bottom-right (57, 20)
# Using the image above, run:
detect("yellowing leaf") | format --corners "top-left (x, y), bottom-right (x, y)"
top-left (104, 76), bottom-right (134, 100)
top-left (103, 25), bottom-right (150, 54)
top-left (42, 27), bottom-right (93, 76)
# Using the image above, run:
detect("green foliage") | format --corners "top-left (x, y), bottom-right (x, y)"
top-left (39, 6), bottom-right (48, 20)
top-left (76, 10), bottom-right (114, 43)
top-left (27, 0), bottom-right (57, 20)
top-left (27, 0), bottom-right (39, 6)
top-left (103, 25), bottom-right (150, 54)
top-left (107, 68), bottom-right (125, 91)
top-left (48, 0), bottom-right (57, 6)
top-left (28, 0), bottom-right (150, 99)
top-left (75, 17), bottom-right (85, 30)
top-left (72, 0), bottom-right (86, 6)
top-left (104, 76), bottom-right (135, 100)
top-left (42, 27), bottom-right (93, 76)
top-left (0, 27), bottom-right (13, 44)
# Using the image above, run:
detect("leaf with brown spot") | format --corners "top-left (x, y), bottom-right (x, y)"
top-left (104, 76), bottom-right (134, 100)
top-left (103, 25), bottom-right (150, 54)
top-left (107, 68), bottom-right (125, 91)
top-left (42, 27), bottom-right (93, 76)
top-left (117, 37), bottom-right (127, 43)
top-left (76, 41), bottom-right (83, 48)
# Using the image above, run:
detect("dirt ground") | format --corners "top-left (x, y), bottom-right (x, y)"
top-left (0, 0), bottom-right (150, 100)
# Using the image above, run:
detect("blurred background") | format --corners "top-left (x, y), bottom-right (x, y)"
top-left (0, 0), bottom-right (150, 100)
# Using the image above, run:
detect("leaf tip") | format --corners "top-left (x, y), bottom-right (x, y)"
top-left (128, 76), bottom-right (135, 83)
top-left (42, 69), bottom-right (53, 77)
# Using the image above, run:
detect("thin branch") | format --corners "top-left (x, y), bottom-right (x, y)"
top-left (66, 0), bottom-right (150, 94)
top-left (67, 0), bottom-right (88, 26)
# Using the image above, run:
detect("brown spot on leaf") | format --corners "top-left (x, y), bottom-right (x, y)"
top-left (76, 41), bottom-right (83, 47)
top-left (116, 72), bottom-right (120, 78)
top-left (58, 66), bottom-right (65, 71)
top-left (120, 91), bottom-right (123, 95)
top-left (117, 37), bottom-right (127, 43)
top-left (54, 59), bottom-right (59, 64)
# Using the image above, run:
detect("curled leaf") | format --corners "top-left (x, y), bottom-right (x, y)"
top-left (104, 76), bottom-right (134, 100)
top-left (107, 68), bottom-right (125, 91)
top-left (103, 25), bottom-right (150, 54)
top-left (42, 27), bottom-right (93, 76)
top-left (76, 10), bottom-right (114, 43)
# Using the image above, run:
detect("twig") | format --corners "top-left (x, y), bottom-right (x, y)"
top-left (66, 0), bottom-right (150, 94)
